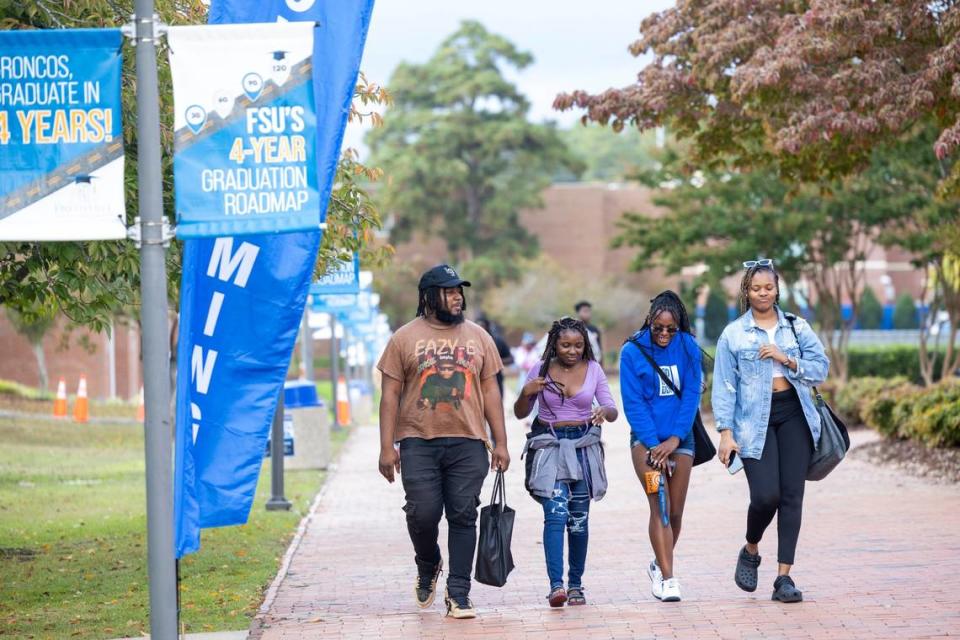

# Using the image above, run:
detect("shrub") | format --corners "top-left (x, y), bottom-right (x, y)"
top-left (892, 294), bottom-right (918, 329)
top-left (832, 376), bottom-right (912, 425)
top-left (857, 287), bottom-right (883, 330)
top-left (847, 345), bottom-right (948, 384)
top-left (0, 379), bottom-right (52, 401)
top-left (896, 379), bottom-right (960, 447)
top-left (862, 383), bottom-right (919, 438)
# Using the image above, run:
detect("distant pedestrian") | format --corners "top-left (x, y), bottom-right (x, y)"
top-left (512, 331), bottom-right (540, 375)
top-left (713, 259), bottom-right (830, 603)
top-left (619, 291), bottom-right (702, 602)
top-left (377, 264), bottom-right (511, 619)
top-left (575, 301), bottom-right (603, 365)
top-left (515, 317), bottom-right (618, 608)
top-left (476, 313), bottom-right (514, 399)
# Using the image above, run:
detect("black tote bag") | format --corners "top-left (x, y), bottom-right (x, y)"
top-left (474, 469), bottom-right (516, 587)
top-left (627, 337), bottom-right (716, 466)
top-left (784, 315), bottom-right (850, 480)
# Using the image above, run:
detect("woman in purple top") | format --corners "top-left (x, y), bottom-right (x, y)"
top-left (514, 317), bottom-right (618, 608)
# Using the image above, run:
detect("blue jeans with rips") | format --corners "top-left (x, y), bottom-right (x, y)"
top-left (537, 425), bottom-right (592, 590)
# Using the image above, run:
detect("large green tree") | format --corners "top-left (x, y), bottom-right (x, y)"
top-left (618, 132), bottom-right (948, 382)
top-left (0, 1), bottom-right (390, 333)
top-left (367, 21), bottom-right (582, 291)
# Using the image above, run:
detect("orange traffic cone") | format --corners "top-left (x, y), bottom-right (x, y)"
top-left (136, 386), bottom-right (145, 422)
top-left (73, 375), bottom-right (89, 424)
top-left (336, 375), bottom-right (351, 426)
top-left (53, 377), bottom-right (68, 418)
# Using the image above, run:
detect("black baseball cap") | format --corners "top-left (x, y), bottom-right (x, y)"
top-left (418, 264), bottom-right (471, 290)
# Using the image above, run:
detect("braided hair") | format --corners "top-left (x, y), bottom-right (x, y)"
top-left (738, 264), bottom-right (780, 312)
top-left (640, 290), bottom-right (694, 335)
top-left (538, 316), bottom-right (596, 379)
top-left (632, 290), bottom-right (712, 392)
top-left (416, 286), bottom-right (467, 318)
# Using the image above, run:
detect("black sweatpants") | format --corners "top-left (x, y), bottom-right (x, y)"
top-left (399, 437), bottom-right (489, 598)
top-left (743, 387), bottom-right (813, 565)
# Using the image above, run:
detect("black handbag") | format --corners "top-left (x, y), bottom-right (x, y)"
top-left (626, 337), bottom-right (716, 466)
top-left (474, 469), bottom-right (516, 587)
top-left (784, 315), bottom-right (850, 480)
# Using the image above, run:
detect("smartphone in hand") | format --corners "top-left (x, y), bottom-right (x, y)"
top-left (727, 451), bottom-right (744, 475)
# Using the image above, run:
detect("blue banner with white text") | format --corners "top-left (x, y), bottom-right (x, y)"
top-left (0, 29), bottom-right (127, 241)
top-left (174, 0), bottom-right (375, 558)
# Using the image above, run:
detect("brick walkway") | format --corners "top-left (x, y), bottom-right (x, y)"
top-left (251, 409), bottom-right (960, 639)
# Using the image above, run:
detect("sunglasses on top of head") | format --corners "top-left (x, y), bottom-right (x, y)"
top-left (743, 258), bottom-right (774, 269)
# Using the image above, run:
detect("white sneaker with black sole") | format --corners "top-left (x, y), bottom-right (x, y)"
top-left (660, 577), bottom-right (681, 602)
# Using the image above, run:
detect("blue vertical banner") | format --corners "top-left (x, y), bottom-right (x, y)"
top-left (174, 0), bottom-right (376, 558)
top-left (309, 252), bottom-right (360, 295)
top-left (168, 22), bottom-right (321, 237)
top-left (0, 29), bottom-right (126, 241)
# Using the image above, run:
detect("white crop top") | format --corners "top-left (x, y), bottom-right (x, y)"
top-left (764, 327), bottom-right (786, 379)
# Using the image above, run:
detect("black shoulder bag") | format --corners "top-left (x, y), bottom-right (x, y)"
top-left (626, 337), bottom-right (716, 466)
top-left (783, 315), bottom-right (850, 480)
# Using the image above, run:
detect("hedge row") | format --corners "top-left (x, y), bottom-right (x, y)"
top-left (847, 345), bottom-right (951, 384)
top-left (830, 376), bottom-right (960, 448)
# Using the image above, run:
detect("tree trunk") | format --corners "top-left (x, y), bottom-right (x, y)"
top-left (32, 340), bottom-right (48, 392)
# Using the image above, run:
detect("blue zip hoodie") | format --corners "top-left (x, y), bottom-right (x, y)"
top-left (619, 329), bottom-right (702, 449)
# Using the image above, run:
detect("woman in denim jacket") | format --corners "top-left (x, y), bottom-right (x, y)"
top-left (712, 260), bottom-right (829, 603)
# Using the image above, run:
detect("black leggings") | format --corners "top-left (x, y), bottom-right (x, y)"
top-left (743, 387), bottom-right (813, 565)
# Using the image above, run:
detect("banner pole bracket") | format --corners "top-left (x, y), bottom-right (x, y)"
top-left (128, 217), bottom-right (174, 248)
top-left (122, 13), bottom-right (167, 46)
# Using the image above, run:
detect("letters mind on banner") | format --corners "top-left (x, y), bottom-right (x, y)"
top-left (167, 22), bottom-right (321, 237)
top-left (0, 29), bottom-right (126, 241)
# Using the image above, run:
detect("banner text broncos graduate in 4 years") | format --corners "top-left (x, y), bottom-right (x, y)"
top-left (173, 0), bottom-right (376, 559)
top-left (0, 29), bottom-right (126, 241)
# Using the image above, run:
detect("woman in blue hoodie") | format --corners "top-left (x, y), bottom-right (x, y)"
top-left (620, 291), bottom-right (702, 603)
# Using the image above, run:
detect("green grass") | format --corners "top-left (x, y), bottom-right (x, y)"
top-left (0, 416), bottom-right (348, 639)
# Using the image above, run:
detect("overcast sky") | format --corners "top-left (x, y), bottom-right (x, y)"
top-left (341, 0), bottom-right (675, 156)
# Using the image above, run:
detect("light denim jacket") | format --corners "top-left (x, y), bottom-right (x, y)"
top-left (711, 307), bottom-right (830, 459)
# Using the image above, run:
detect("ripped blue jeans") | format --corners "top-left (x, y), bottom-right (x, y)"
top-left (537, 424), bottom-right (591, 591)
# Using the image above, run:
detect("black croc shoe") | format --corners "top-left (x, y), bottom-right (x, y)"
top-left (772, 575), bottom-right (803, 603)
top-left (734, 546), bottom-right (761, 592)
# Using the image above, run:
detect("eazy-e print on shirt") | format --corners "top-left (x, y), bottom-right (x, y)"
top-left (377, 317), bottom-right (503, 442)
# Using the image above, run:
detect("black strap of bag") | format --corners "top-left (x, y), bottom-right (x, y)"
top-left (627, 336), bottom-right (685, 399)
top-left (625, 336), bottom-right (716, 466)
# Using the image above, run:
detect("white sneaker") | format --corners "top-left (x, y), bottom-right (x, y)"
top-left (646, 559), bottom-right (662, 584)
top-left (661, 577), bottom-right (681, 602)
top-left (651, 577), bottom-right (664, 600)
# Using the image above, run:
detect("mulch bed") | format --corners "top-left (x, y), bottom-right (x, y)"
top-left (850, 435), bottom-right (960, 484)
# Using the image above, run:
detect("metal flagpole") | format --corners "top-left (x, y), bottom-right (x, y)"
top-left (130, 2), bottom-right (177, 637)
top-left (300, 305), bottom-right (314, 381)
top-left (266, 389), bottom-right (291, 510)
top-left (330, 315), bottom-right (341, 429)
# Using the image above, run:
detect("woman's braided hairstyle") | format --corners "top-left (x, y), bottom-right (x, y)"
top-left (738, 264), bottom-right (780, 312)
top-left (538, 316), bottom-right (596, 379)
top-left (641, 290), bottom-right (694, 335)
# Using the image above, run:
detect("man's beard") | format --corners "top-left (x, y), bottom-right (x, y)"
top-left (434, 308), bottom-right (465, 325)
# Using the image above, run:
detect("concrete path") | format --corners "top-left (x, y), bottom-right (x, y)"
top-left (250, 410), bottom-right (960, 639)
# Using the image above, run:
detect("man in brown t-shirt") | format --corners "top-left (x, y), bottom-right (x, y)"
top-left (377, 264), bottom-right (510, 620)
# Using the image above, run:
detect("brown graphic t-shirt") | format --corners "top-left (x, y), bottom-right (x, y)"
top-left (377, 317), bottom-right (503, 442)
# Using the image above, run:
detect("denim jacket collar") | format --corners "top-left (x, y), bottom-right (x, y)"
top-left (739, 306), bottom-right (792, 332)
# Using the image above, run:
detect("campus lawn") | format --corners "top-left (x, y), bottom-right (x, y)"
top-left (0, 416), bottom-right (347, 639)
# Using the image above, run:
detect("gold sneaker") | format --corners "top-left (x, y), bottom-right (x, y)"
top-left (444, 589), bottom-right (477, 619)
top-left (414, 558), bottom-right (443, 608)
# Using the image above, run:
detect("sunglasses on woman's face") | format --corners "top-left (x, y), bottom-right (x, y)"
top-left (651, 324), bottom-right (679, 335)
top-left (743, 258), bottom-right (774, 269)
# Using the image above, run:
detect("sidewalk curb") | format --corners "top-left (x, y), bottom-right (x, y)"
top-left (247, 425), bottom-right (362, 638)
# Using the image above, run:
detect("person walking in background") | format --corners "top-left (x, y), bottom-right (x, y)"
top-left (619, 291), bottom-right (703, 603)
top-left (575, 301), bottom-right (603, 365)
top-left (514, 317), bottom-right (618, 608)
top-left (513, 331), bottom-right (541, 375)
top-left (377, 264), bottom-right (510, 620)
top-left (476, 313), bottom-right (514, 400)
top-left (713, 259), bottom-right (830, 603)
